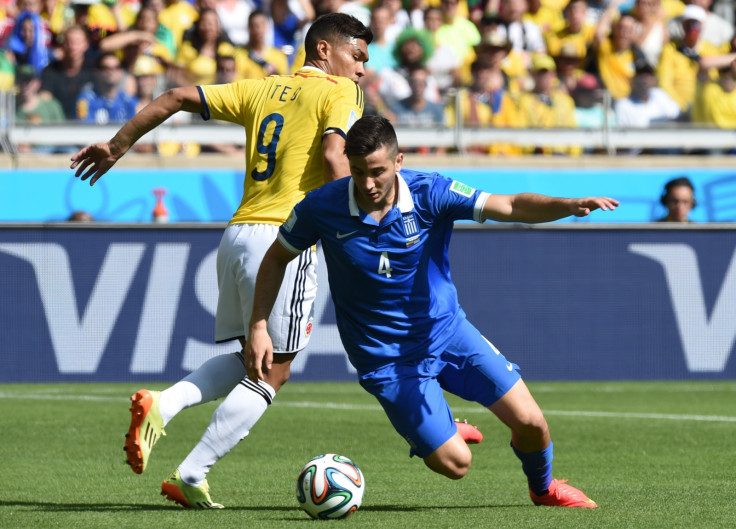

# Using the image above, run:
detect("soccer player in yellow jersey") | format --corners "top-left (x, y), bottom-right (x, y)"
top-left (70, 13), bottom-right (372, 509)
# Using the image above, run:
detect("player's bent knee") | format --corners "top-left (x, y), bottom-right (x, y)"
top-left (263, 352), bottom-right (297, 390)
top-left (424, 434), bottom-right (472, 479)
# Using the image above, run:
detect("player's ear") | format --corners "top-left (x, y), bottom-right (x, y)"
top-left (394, 152), bottom-right (403, 172)
top-left (315, 39), bottom-right (330, 61)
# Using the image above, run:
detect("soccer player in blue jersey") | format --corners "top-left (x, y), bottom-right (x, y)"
top-left (245, 115), bottom-right (619, 508)
top-left (71, 13), bottom-right (372, 509)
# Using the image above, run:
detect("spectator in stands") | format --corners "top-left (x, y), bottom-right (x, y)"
top-left (159, 0), bottom-right (199, 51)
top-left (237, 9), bottom-right (289, 78)
top-left (172, 8), bottom-right (235, 85)
top-left (70, 0), bottom-right (121, 51)
top-left (693, 59), bottom-right (736, 129)
top-left (388, 65), bottom-right (446, 154)
top-left (130, 54), bottom-right (164, 153)
top-left (40, 24), bottom-right (95, 119)
top-left (407, 0), bottom-right (429, 29)
top-left (544, 0), bottom-right (595, 70)
top-left (525, 0), bottom-right (564, 36)
top-left (657, 4), bottom-right (736, 118)
top-left (422, 6), bottom-right (462, 93)
top-left (271, 0), bottom-right (315, 66)
top-left (99, 4), bottom-right (175, 71)
top-left (2, 0), bottom-right (52, 47)
top-left (76, 51), bottom-right (138, 123)
top-left (14, 63), bottom-right (65, 152)
top-left (446, 57), bottom-right (523, 155)
top-left (366, 3), bottom-right (399, 76)
top-left (495, 0), bottom-right (547, 69)
top-left (381, 0), bottom-right (411, 43)
top-left (517, 53), bottom-right (580, 155)
top-left (136, 0), bottom-right (178, 58)
top-left (435, 0), bottom-right (481, 77)
top-left (658, 176), bottom-right (696, 222)
top-left (571, 71), bottom-right (616, 132)
top-left (215, 0), bottom-right (252, 47)
top-left (614, 60), bottom-right (680, 127)
top-left (316, 0), bottom-right (371, 27)
top-left (668, 0), bottom-right (733, 49)
top-left (631, 0), bottom-right (669, 68)
top-left (6, 9), bottom-right (50, 76)
top-left (376, 28), bottom-right (441, 107)
top-left (388, 65), bottom-right (446, 127)
top-left (475, 17), bottom-right (528, 95)
top-left (554, 43), bottom-right (589, 94)
top-left (594, 6), bottom-right (637, 100)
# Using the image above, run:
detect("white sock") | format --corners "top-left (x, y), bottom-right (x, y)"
top-left (178, 378), bottom-right (276, 486)
top-left (158, 352), bottom-right (245, 426)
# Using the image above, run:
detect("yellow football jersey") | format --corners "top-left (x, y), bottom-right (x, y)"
top-left (200, 67), bottom-right (364, 226)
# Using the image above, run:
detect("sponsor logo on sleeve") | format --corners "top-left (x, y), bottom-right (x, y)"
top-left (450, 181), bottom-right (475, 197)
top-left (283, 209), bottom-right (297, 232)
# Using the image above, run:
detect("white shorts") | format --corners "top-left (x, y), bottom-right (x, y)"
top-left (215, 223), bottom-right (317, 353)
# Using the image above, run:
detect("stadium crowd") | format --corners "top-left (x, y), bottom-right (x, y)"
top-left (4, 0), bottom-right (736, 155)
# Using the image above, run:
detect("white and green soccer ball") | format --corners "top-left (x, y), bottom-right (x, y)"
top-left (296, 454), bottom-right (365, 520)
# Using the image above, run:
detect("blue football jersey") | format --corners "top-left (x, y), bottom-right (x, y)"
top-left (278, 169), bottom-right (489, 374)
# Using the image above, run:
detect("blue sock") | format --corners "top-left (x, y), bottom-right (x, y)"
top-left (512, 441), bottom-right (554, 495)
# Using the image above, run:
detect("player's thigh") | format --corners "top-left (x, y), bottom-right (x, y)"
top-left (215, 224), bottom-right (274, 343)
top-left (215, 223), bottom-right (318, 351)
top-left (438, 318), bottom-right (521, 407)
top-left (360, 364), bottom-right (456, 459)
top-left (267, 246), bottom-right (318, 353)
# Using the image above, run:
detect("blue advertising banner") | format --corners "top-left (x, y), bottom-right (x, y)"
top-left (1, 225), bottom-right (735, 382)
top-left (3, 167), bottom-right (736, 222)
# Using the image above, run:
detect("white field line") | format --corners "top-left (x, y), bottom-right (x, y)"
top-left (1, 391), bottom-right (733, 423)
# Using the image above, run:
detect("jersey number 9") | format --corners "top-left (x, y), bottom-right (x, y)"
top-left (251, 113), bottom-right (284, 181)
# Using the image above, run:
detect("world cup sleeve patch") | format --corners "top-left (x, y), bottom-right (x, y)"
top-left (346, 110), bottom-right (359, 131)
top-left (283, 209), bottom-right (297, 232)
top-left (450, 181), bottom-right (475, 197)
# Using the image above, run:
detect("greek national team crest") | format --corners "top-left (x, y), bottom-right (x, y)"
top-left (402, 213), bottom-right (420, 247)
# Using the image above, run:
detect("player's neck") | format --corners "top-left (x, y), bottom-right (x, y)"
top-left (357, 178), bottom-right (398, 223)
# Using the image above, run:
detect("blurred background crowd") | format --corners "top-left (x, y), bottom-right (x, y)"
top-left (4, 0), bottom-right (736, 155)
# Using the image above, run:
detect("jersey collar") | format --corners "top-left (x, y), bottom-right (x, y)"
top-left (348, 172), bottom-right (415, 217)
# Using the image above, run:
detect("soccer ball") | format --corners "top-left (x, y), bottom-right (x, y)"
top-left (296, 454), bottom-right (365, 519)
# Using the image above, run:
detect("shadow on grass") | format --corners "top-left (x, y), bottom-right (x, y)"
top-left (1, 500), bottom-right (527, 513)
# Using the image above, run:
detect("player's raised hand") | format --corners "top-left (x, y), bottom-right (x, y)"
top-left (570, 197), bottom-right (620, 217)
top-left (70, 142), bottom-right (120, 186)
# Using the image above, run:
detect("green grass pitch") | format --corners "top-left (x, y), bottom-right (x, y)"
top-left (1, 381), bottom-right (734, 528)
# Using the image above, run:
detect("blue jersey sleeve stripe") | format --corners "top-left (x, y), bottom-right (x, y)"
top-left (277, 232), bottom-right (305, 254)
top-left (473, 192), bottom-right (490, 223)
top-left (197, 86), bottom-right (211, 121)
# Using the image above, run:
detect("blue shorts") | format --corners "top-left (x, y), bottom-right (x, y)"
top-left (358, 317), bottom-right (521, 459)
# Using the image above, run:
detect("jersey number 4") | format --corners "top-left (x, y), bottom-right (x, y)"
top-left (251, 113), bottom-right (284, 181)
top-left (378, 251), bottom-right (393, 278)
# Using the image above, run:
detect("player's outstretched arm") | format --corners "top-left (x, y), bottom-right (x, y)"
top-left (482, 193), bottom-right (619, 223)
top-left (245, 240), bottom-right (299, 382)
top-left (70, 86), bottom-right (203, 185)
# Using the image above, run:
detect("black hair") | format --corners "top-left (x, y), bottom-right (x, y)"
top-left (345, 115), bottom-right (398, 158)
top-left (661, 176), bottom-right (696, 206)
top-left (248, 8), bottom-right (267, 24)
top-left (304, 13), bottom-right (373, 61)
